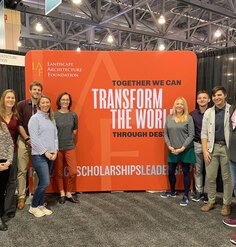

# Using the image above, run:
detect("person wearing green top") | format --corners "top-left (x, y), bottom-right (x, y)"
top-left (161, 97), bottom-right (196, 206)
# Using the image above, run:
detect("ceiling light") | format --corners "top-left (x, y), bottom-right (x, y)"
top-left (158, 15), bottom-right (166, 24)
top-left (158, 44), bottom-right (165, 51)
top-left (107, 34), bottom-right (114, 43)
top-left (72, 0), bottom-right (82, 5)
top-left (214, 30), bottom-right (221, 38)
top-left (35, 22), bottom-right (43, 32)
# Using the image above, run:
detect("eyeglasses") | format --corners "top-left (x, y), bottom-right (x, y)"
top-left (61, 99), bottom-right (70, 102)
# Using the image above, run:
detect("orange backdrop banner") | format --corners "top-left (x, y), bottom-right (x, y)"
top-left (25, 51), bottom-right (197, 192)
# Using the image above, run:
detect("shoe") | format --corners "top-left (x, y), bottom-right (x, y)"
top-left (58, 196), bottom-right (66, 204)
top-left (180, 196), bottom-right (189, 206)
top-left (7, 212), bottom-right (15, 219)
top-left (160, 191), bottom-right (177, 198)
top-left (223, 218), bottom-right (236, 227)
top-left (17, 198), bottom-right (25, 210)
top-left (221, 204), bottom-right (231, 216)
top-left (230, 233), bottom-right (236, 245)
top-left (2, 212), bottom-right (16, 223)
top-left (203, 193), bottom-right (209, 204)
top-left (192, 191), bottom-right (202, 202)
top-left (38, 206), bottom-right (53, 215)
top-left (1, 215), bottom-right (9, 223)
top-left (66, 196), bottom-right (79, 203)
top-left (201, 202), bottom-right (214, 212)
top-left (29, 206), bottom-right (45, 218)
top-left (0, 218), bottom-right (8, 231)
top-left (72, 193), bottom-right (79, 200)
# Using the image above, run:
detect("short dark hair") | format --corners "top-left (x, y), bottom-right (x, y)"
top-left (30, 81), bottom-right (43, 91)
top-left (197, 90), bottom-right (209, 97)
top-left (212, 86), bottom-right (227, 96)
top-left (56, 92), bottom-right (72, 110)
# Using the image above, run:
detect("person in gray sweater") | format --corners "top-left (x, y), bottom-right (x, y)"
top-left (161, 97), bottom-right (195, 206)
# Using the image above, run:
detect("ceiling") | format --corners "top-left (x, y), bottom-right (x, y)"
top-left (8, 0), bottom-right (236, 53)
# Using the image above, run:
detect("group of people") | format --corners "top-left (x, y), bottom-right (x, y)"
top-left (0, 81), bottom-right (79, 230)
top-left (1, 82), bottom-right (236, 244)
top-left (161, 86), bottom-right (236, 245)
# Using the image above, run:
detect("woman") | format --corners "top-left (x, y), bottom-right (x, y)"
top-left (0, 122), bottom-right (13, 231)
top-left (222, 96), bottom-right (236, 244)
top-left (28, 95), bottom-right (58, 217)
top-left (161, 97), bottom-right (196, 206)
top-left (0, 89), bottom-right (19, 221)
top-left (54, 92), bottom-right (78, 204)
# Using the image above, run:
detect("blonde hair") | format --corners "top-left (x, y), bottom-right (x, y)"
top-left (37, 95), bottom-right (54, 121)
top-left (172, 97), bottom-right (189, 122)
top-left (0, 89), bottom-right (18, 119)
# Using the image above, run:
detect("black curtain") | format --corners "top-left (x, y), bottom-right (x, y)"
top-left (0, 49), bottom-right (26, 101)
top-left (197, 46), bottom-right (236, 104)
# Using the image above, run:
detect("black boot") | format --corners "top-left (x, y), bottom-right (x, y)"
top-left (0, 217), bottom-right (8, 231)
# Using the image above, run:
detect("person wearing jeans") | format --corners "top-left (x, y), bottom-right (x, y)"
top-left (31, 155), bottom-right (51, 208)
top-left (161, 97), bottom-right (196, 206)
top-left (28, 95), bottom-right (58, 218)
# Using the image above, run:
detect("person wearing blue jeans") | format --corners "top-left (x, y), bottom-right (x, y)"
top-left (28, 95), bottom-right (58, 218)
top-left (161, 97), bottom-right (196, 206)
top-left (31, 155), bottom-right (51, 208)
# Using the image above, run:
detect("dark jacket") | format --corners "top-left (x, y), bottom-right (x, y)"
top-left (229, 105), bottom-right (236, 162)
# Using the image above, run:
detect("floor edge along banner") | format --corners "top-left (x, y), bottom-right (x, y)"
top-left (25, 51), bottom-right (197, 192)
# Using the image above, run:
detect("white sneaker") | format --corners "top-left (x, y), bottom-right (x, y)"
top-left (38, 206), bottom-right (53, 215)
top-left (29, 206), bottom-right (45, 218)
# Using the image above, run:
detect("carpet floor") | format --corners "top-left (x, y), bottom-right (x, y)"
top-left (1, 191), bottom-right (235, 247)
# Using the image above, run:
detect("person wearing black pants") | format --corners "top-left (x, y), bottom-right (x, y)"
top-left (168, 162), bottom-right (191, 197)
top-left (0, 122), bottom-right (14, 231)
top-left (0, 89), bottom-right (21, 221)
top-left (0, 168), bottom-right (10, 231)
top-left (160, 97), bottom-right (196, 206)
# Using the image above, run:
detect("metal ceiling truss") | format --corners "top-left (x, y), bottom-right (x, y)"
top-left (12, 0), bottom-right (236, 52)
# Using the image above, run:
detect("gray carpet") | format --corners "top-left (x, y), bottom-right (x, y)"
top-left (1, 192), bottom-right (235, 247)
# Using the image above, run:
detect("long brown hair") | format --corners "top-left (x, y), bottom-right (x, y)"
top-left (0, 89), bottom-right (18, 119)
top-left (37, 95), bottom-right (54, 120)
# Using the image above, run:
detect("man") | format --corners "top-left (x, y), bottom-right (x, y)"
top-left (201, 86), bottom-right (232, 216)
top-left (17, 81), bottom-right (43, 210)
top-left (190, 90), bottom-right (210, 203)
